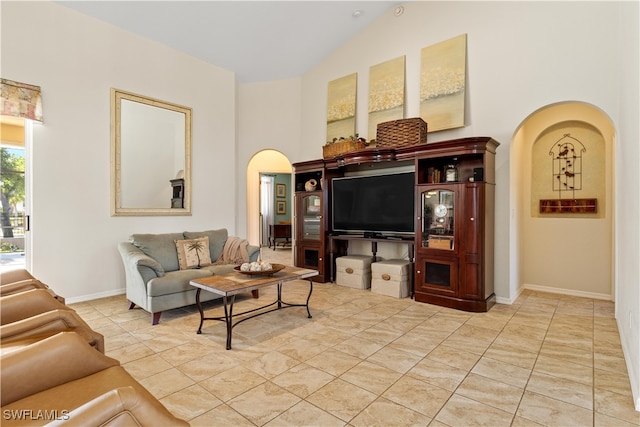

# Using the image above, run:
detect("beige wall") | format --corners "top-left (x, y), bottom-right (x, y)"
top-left (615, 0), bottom-right (640, 410)
top-left (2, 2), bottom-right (238, 300)
top-left (236, 79), bottom-right (302, 239)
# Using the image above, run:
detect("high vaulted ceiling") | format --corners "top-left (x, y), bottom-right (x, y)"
top-left (57, 1), bottom-right (401, 83)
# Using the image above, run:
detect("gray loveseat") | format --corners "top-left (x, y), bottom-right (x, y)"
top-left (118, 229), bottom-right (259, 325)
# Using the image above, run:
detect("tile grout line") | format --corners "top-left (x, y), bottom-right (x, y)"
top-left (509, 294), bottom-right (557, 426)
top-left (427, 300), bottom-right (526, 426)
top-left (336, 304), bottom-right (447, 424)
top-left (79, 283), bottom-right (633, 426)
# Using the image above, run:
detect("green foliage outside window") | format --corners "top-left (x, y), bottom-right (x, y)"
top-left (1, 148), bottom-right (25, 238)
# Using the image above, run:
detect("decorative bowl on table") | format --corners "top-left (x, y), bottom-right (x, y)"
top-left (234, 262), bottom-right (285, 276)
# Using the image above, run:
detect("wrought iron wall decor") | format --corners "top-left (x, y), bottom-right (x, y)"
top-left (539, 133), bottom-right (596, 214)
top-left (550, 133), bottom-right (585, 197)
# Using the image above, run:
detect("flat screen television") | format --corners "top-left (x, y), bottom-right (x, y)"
top-left (332, 172), bottom-right (415, 236)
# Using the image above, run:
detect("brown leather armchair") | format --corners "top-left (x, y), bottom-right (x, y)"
top-left (1, 309), bottom-right (104, 354)
top-left (46, 386), bottom-right (187, 426)
top-left (1, 289), bottom-right (70, 325)
top-left (1, 332), bottom-right (188, 426)
top-left (0, 268), bottom-right (35, 285)
top-left (0, 277), bottom-right (65, 304)
top-left (1, 278), bottom-right (50, 295)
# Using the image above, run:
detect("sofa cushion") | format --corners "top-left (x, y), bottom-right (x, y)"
top-left (183, 229), bottom-right (228, 261)
top-left (175, 236), bottom-right (212, 270)
top-left (129, 233), bottom-right (184, 272)
top-left (146, 269), bottom-right (212, 297)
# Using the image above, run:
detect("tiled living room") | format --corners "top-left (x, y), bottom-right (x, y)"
top-left (57, 249), bottom-right (635, 426)
top-left (1, 1), bottom-right (638, 426)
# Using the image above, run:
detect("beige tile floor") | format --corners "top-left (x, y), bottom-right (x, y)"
top-left (69, 249), bottom-right (639, 426)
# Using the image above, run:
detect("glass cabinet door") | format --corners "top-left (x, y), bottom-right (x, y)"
top-left (421, 189), bottom-right (455, 250)
top-left (302, 194), bottom-right (322, 241)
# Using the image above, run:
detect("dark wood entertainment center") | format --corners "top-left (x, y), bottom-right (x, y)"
top-left (292, 136), bottom-right (499, 312)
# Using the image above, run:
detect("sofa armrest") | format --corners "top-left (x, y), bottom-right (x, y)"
top-left (118, 242), bottom-right (164, 281)
top-left (1, 289), bottom-right (70, 325)
top-left (248, 244), bottom-right (260, 262)
top-left (0, 309), bottom-right (105, 353)
top-left (45, 386), bottom-right (189, 426)
top-left (1, 332), bottom-right (119, 406)
top-left (118, 242), bottom-right (168, 315)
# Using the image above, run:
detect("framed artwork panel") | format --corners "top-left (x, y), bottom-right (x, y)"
top-left (420, 34), bottom-right (467, 132)
top-left (368, 56), bottom-right (405, 140)
top-left (326, 73), bottom-right (357, 143)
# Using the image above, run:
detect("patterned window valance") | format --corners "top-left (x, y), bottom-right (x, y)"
top-left (1, 78), bottom-right (43, 122)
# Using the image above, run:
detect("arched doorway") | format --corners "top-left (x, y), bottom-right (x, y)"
top-left (512, 102), bottom-right (615, 300)
top-left (246, 149), bottom-right (292, 248)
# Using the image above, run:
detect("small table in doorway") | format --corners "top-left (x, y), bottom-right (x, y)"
top-left (268, 224), bottom-right (292, 249)
top-left (189, 266), bottom-right (318, 349)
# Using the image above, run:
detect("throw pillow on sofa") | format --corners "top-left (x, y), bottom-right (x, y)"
top-left (174, 236), bottom-right (212, 269)
top-left (183, 229), bottom-right (228, 261)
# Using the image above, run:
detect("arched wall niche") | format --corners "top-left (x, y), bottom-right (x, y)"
top-left (511, 101), bottom-right (615, 300)
top-left (246, 149), bottom-right (292, 247)
top-left (531, 121), bottom-right (605, 218)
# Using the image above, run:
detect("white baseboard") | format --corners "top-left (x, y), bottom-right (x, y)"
top-left (523, 283), bottom-right (613, 301)
top-left (64, 288), bottom-right (125, 305)
top-left (495, 286), bottom-right (525, 305)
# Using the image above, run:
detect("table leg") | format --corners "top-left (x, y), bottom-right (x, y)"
top-left (196, 288), bottom-right (204, 334)
top-left (277, 283), bottom-right (282, 309)
top-left (223, 295), bottom-right (236, 350)
top-left (305, 279), bottom-right (313, 318)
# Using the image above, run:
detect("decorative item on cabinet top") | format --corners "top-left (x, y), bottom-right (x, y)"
top-left (444, 160), bottom-right (459, 182)
top-left (304, 179), bottom-right (317, 192)
top-left (376, 118), bottom-right (427, 148)
top-left (323, 135), bottom-right (369, 159)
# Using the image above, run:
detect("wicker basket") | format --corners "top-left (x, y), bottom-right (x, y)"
top-left (376, 118), bottom-right (427, 148)
top-left (323, 139), bottom-right (367, 159)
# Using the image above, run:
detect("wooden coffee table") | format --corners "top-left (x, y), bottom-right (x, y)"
top-left (189, 265), bottom-right (318, 349)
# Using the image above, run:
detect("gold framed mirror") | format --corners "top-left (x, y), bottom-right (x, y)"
top-left (111, 88), bottom-right (192, 216)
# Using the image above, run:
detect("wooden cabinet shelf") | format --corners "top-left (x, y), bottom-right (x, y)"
top-left (292, 160), bottom-right (343, 283)
top-left (414, 139), bottom-right (498, 312)
top-left (293, 137), bottom-right (498, 312)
